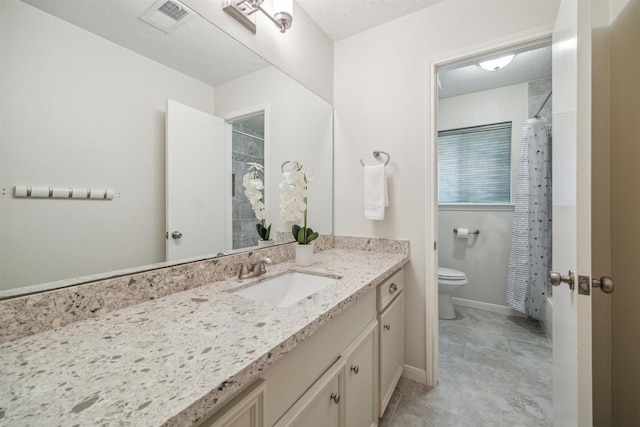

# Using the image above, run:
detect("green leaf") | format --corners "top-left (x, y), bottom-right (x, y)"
top-left (292, 224), bottom-right (301, 241)
top-left (297, 227), bottom-right (307, 244)
top-left (307, 232), bottom-right (319, 243)
top-left (265, 224), bottom-right (271, 240)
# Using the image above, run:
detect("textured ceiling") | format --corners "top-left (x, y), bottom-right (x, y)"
top-left (22, 0), bottom-right (269, 87)
top-left (297, 0), bottom-right (445, 41)
top-left (439, 46), bottom-right (552, 98)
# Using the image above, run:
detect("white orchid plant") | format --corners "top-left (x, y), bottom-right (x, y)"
top-left (279, 159), bottom-right (318, 245)
top-left (242, 162), bottom-right (271, 241)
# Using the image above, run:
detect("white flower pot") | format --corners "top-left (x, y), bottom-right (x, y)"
top-left (257, 239), bottom-right (275, 248)
top-left (295, 244), bottom-right (314, 266)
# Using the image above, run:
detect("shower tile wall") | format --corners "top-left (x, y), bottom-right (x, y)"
top-left (528, 78), bottom-right (552, 122)
top-left (232, 121), bottom-right (265, 250)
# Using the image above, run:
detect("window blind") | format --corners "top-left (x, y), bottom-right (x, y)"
top-left (438, 122), bottom-right (512, 204)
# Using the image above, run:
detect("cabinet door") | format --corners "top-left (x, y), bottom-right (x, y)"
top-left (379, 293), bottom-right (404, 417)
top-left (274, 358), bottom-right (345, 427)
top-left (197, 379), bottom-right (266, 427)
top-left (343, 320), bottom-right (378, 427)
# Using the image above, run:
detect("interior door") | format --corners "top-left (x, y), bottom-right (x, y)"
top-left (551, 0), bottom-right (593, 425)
top-left (166, 99), bottom-right (227, 261)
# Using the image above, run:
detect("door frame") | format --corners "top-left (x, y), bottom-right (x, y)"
top-left (424, 25), bottom-right (554, 387)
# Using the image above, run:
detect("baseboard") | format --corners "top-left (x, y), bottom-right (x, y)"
top-left (452, 297), bottom-right (527, 318)
top-left (401, 364), bottom-right (427, 384)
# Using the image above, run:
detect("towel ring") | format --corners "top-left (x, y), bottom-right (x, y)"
top-left (360, 151), bottom-right (390, 167)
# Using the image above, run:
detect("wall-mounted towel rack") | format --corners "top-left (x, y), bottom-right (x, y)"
top-left (360, 151), bottom-right (390, 167)
top-left (453, 228), bottom-right (480, 235)
top-left (14, 185), bottom-right (115, 200)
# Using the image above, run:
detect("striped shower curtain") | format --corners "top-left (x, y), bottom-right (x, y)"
top-left (506, 119), bottom-right (552, 319)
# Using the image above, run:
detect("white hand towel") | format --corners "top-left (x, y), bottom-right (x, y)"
top-left (364, 163), bottom-right (388, 220)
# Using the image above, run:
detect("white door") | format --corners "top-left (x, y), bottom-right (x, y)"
top-left (166, 99), bottom-right (227, 261)
top-left (551, 0), bottom-right (593, 424)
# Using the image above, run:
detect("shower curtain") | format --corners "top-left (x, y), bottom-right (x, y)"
top-left (506, 118), bottom-right (552, 319)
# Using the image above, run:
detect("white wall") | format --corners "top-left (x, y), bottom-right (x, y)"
top-left (184, 0), bottom-right (334, 103)
top-left (0, 0), bottom-right (215, 290)
top-left (334, 0), bottom-right (559, 374)
top-left (214, 66), bottom-right (333, 237)
top-left (438, 84), bottom-right (528, 306)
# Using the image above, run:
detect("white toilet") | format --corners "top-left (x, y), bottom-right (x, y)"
top-left (438, 267), bottom-right (469, 320)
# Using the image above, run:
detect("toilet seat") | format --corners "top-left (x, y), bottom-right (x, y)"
top-left (438, 267), bottom-right (468, 285)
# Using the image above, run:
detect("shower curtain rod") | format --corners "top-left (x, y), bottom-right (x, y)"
top-left (232, 129), bottom-right (264, 141)
top-left (534, 90), bottom-right (552, 118)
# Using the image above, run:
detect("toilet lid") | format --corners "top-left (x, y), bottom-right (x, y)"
top-left (438, 267), bottom-right (467, 281)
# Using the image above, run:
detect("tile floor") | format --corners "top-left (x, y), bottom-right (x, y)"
top-left (380, 305), bottom-right (552, 427)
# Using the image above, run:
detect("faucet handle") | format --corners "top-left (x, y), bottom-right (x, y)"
top-left (237, 262), bottom-right (249, 278)
top-left (251, 257), bottom-right (272, 276)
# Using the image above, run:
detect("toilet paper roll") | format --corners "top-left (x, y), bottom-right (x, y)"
top-left (457, 228), bottom-right (469, 239)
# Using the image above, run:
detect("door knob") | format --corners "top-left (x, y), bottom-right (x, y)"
top-left (549, 270), bottom-right (575, 290)
top-left (592, 276), bottom-right (614, 293)
top-left (330, 393), bottom-right (340, 404)
top-left (171, 231), bottom-right (183, 239)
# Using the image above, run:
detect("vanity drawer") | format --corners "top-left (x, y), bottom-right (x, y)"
top-left (377, 269), bottom-right (404, 312)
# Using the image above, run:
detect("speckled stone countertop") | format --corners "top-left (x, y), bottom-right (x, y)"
top-left (0, 248), bottom-right (408, 426)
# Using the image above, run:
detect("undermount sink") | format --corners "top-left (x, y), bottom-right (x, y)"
top-left (232, 272), bottom-right (338, 307)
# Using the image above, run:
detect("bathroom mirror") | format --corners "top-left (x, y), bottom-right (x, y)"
top-left (0, 0), bottom-right (333, 295)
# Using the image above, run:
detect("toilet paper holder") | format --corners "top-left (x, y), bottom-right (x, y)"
top-left (453, 228), bottom-right (480, 235)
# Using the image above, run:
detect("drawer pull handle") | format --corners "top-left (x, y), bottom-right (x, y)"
top-left (351, 365), bottom-right (360, 374)
top-left (330, 393), bottom-right (341, 404)
top-left (389, 283), bottom-right (398, 293)
top-left (384, 324), bottom-right (391, 330)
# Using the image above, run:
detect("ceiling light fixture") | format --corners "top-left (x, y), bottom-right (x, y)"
top-left (479, 54), bottom-right (515, 71)
top-left (223, 0), bottom-right (293, 34)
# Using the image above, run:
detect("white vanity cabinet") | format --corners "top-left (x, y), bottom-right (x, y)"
top-left (275, 319), bottom-right (379, 427)
top-left (377, 269), bottom-right (405, 417)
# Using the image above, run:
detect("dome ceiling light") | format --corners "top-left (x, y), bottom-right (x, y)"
top-left (479, 54), bottom-right (515, 71)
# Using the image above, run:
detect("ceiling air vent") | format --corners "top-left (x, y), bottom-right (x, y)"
top-left (140, 0), bottom-right (194, 33)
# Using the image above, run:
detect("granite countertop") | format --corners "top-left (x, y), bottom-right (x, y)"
top-left (0, 248), bottom-right (408, 426)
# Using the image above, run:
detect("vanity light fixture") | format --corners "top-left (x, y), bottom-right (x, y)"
top-left (223, 0), bottom-right (293, 34)
top-left (479, 54), bottom-right (515, 71)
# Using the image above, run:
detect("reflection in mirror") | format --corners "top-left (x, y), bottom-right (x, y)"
top-left (0, 0), bottom-right (333, 295)
top-left (231, 114), bottom-right (267, 250)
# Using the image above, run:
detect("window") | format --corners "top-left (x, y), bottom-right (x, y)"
top-left (438, 122), bottom-right (512, 204)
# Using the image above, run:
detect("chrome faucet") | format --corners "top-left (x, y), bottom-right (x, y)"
top-left (238, 257), bottom-right (273, 279)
